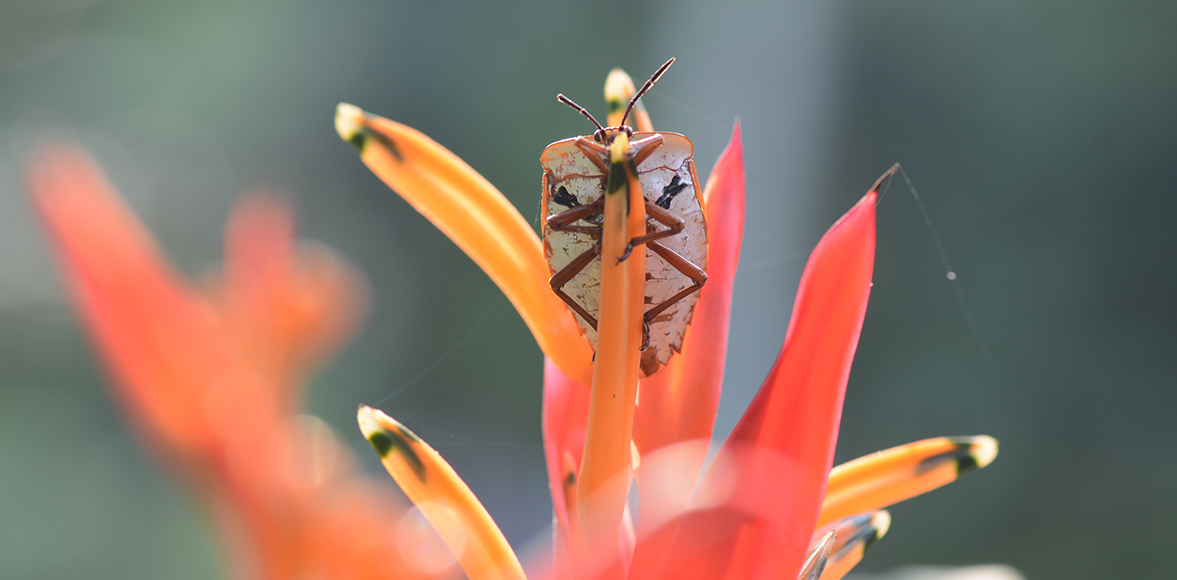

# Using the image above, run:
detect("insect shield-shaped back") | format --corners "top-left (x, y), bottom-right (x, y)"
top-left (541, 132), bottom-right (707, 377)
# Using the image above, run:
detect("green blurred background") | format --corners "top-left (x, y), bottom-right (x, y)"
top-left (2, 1), bottom-right (1174, 578)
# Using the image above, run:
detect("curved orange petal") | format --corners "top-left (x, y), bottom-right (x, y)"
top-left (359, 406), bottom-right (526, 580)
top-left (808, 511), bottom-right (891, 580)
top-left (818, 436), bottom-right (998, 527)
top-left (628, 123), bottom-right (745, 575)
top-left (310, 477), bottom-right (457, 580)
top-left (335, 104), bottom-right (592, 380)
top-left (650, 189), bottom-right (878, 580)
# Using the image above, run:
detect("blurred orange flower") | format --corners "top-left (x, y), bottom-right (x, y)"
top-left (338, 65), bottom-right (997, 580)
top-left (26, 144), bottom-right (457, 580)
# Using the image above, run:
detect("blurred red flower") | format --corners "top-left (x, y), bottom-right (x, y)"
top-left (27, 143), bottom-right (458, 580)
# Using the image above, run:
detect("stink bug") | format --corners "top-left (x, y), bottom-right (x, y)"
top-left (540, 58), bottom-right (708, 377)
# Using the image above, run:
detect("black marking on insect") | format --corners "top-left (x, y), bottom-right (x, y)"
top-left (655, 174), bottom-right (690, 209)
top-left (552, 185), bottom-right (581, 209)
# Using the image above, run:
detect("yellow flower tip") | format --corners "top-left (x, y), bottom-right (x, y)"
top-left (964, 435), bottom-right (999, 472)
top-left (335, 103), bottom-right (368, 150)
top-left (356, 403), bottom-right (385, 441)
top-left (870, 509), bottom-right (892, 545)
top-left (357, 405), bottom-right (426, 478)
top-left (604, 68), bottom-right (637, 121)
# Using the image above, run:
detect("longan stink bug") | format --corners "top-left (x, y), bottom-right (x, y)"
top-left (540, 58), bottom-right (708, 377)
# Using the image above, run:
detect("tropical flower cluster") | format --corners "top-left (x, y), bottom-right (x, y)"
top-left (28, 64), bottom-right (997, 580)
top-left (334, 66), bottom-right (997, 580)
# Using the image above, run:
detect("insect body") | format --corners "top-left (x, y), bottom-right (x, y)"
top-left (540, 59), bottom-right (708, 377)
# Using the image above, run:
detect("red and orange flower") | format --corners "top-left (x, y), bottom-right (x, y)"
top-left (337, 66), bottom-right (997, 580)
top-left (26, 63), bottom-right (996, 580)
top-left (27, 144), bottom-right (459, 580)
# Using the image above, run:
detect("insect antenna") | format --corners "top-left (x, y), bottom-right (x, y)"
top-left (619, 57), bottom-right (675, 129)
top-left (557, 93), bottom-right (606, 136)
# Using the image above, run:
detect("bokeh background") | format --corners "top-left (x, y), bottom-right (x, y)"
top-left (2, 1), bottom-right (1174, 578)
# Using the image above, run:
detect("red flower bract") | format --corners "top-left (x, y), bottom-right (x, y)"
top-left (541, 125), bottom-right (876, 580)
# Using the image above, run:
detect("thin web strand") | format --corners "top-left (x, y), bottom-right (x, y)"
top-left (413, 426), bottom-right (542, 449)
top-left (643, 91), bottom-right (733, 133)
top-left (889, 165), bottom-right (992, 362)
top-left (374, 295), bottom-right (505, 406)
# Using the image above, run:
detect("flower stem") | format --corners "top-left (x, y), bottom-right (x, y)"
top-left (577, 132), bottom-right (646, 538)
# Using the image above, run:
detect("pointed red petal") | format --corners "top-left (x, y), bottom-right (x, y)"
top-left (650, 191), bottom-right (876, 580)
top-left (26, 143), bottom-right (225, 453)
top-left (542, 357), bottom-right (636, 580)
top-left (29, 143), bottom-right (441, 580)
top-left (634, 122), bottom-right (744, 454)
top-left (542, 358), bottom-right (591, 579)
top-left (629, 123), bottom-right (745, 574)
top-left (222, 194), bottom-right (367, 395)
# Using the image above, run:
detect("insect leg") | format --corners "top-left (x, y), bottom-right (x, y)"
top-left (547, 198), bottom-right (605, 235)
top-left (549, 245), bottom-right (601, 330)
top-left (616, 201), bottom-right (685, 261)
top-left (642, 238), bottom-right (707, 323)
top-left (547, 196), bottom-right (605, 330)
top-left (629, 134), bottom-right (665, 167)
top-left (620, 58), bottom-right (675, 129)
top-left (572, 138), bottom-right (610, 173)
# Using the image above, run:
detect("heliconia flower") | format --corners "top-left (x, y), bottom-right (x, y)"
top-left (341, 65), bottom-right (997, 580)
top-left (26, 143), bottom-right (460, 580)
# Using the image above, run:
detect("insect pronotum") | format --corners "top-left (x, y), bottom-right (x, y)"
top-left (540, 58), bottom-right (708, 377)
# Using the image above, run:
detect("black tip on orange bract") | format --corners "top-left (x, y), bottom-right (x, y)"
top-left (367, 429), bottom-right (395, 457)
top-left (916, 436), bottom-right (998, 477)
top-left (346, 131), bottom-right (367, 153)
top-left (369, 130), bottom-right (405, 162)
top-left (366, 427), bottom-right (427, 481)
